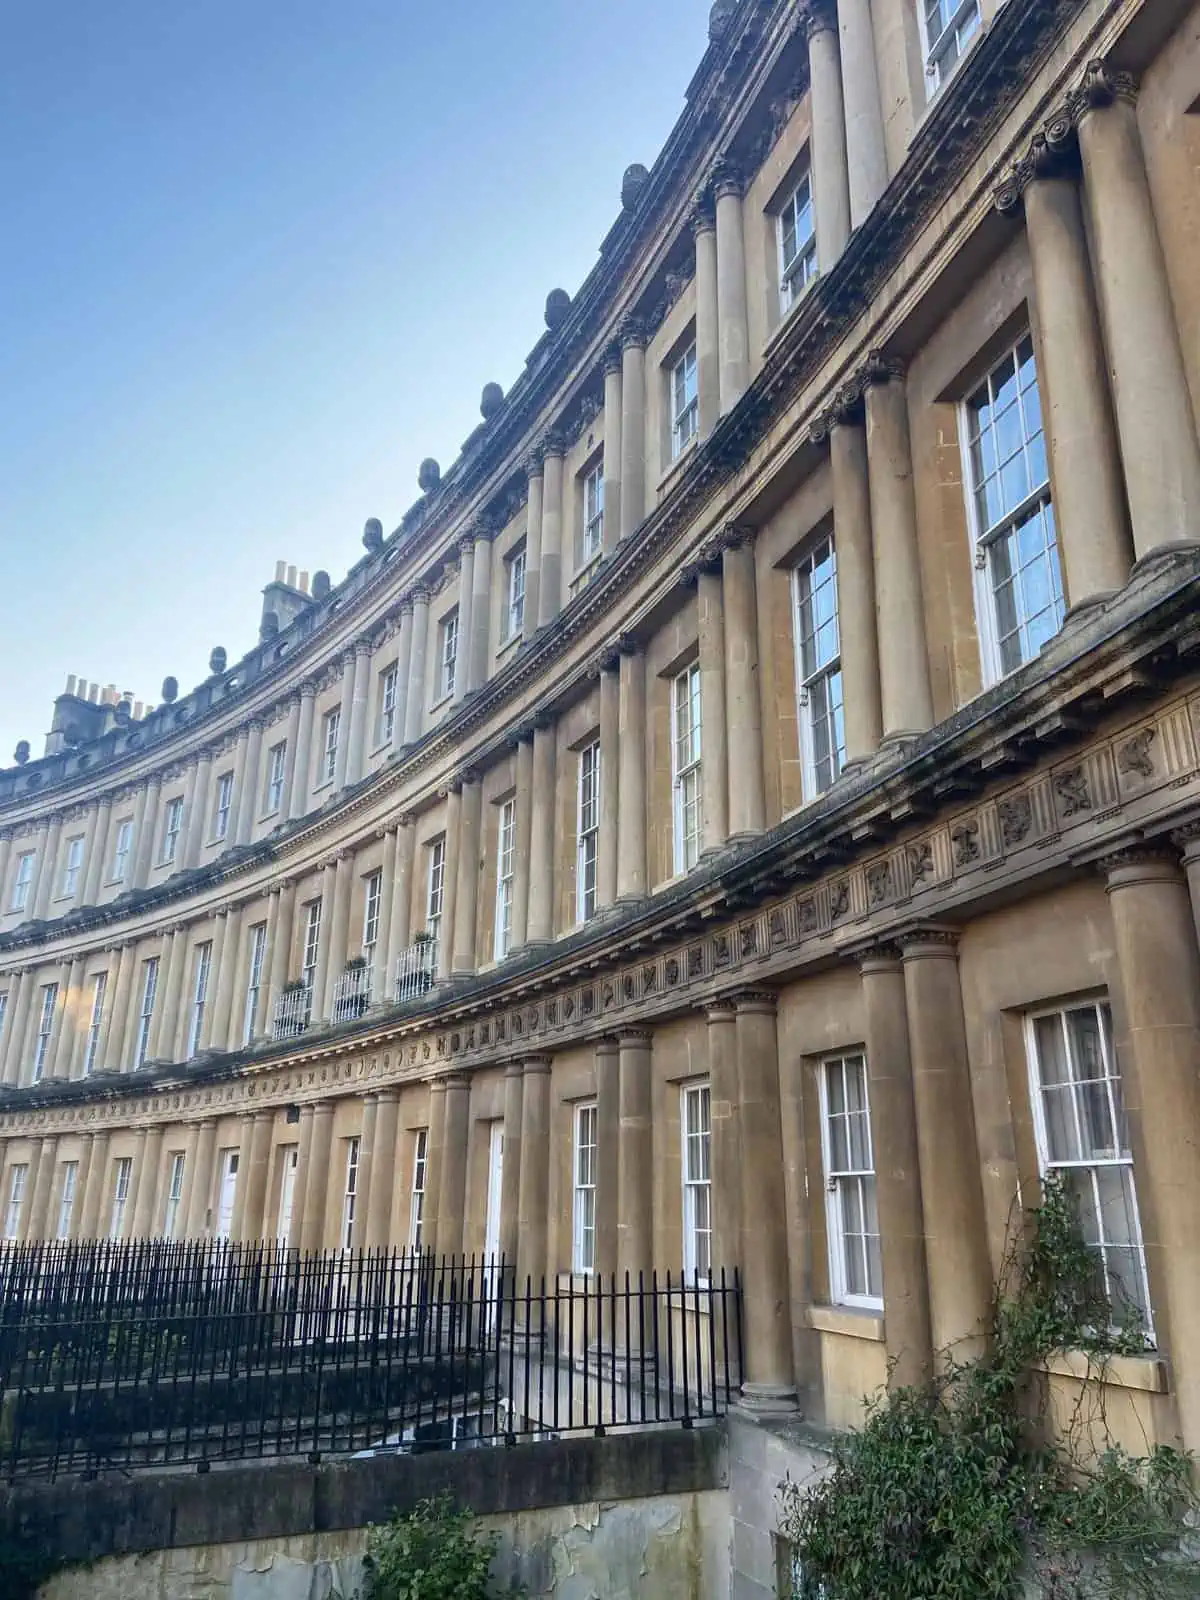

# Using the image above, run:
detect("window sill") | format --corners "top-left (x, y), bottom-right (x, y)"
top-left (1036, 1350), bottom-right (1167, 1394)
top-left (807, 1303), bottom-right (885, 1342)
top-left (311, 779), bottom-right (335, 799)
top-left (258, 808), bottom-right (281, 825)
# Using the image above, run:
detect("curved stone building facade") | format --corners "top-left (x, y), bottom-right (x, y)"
top-left (3, 0), bottom-right (1200, 1454)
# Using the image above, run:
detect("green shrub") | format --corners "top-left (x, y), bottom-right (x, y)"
top-left (361, 1494), bottom-right (523, 1600)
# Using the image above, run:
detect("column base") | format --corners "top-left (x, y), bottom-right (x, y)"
top-left (1061, 590), bottom-right (1119, 626)
top-left (1131, 540), bottom-right (1200, 579)
top-left (737, 1381), bottom-right (800, 1416)
top-left (875, 731), bottom-right (924, 767)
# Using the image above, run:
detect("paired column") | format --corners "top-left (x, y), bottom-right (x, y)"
top-left (130, 780), bottom-right (157, 887)
top-left (522, 455), bottom-right (545, 642)
top-left (345, 638), bottom-right (373, 782)
top-left (101, 944), bottom-right (133, 1071)
top-left (236, 720), bottom-right (265, 844)
top-left (616, 1030), bottom-right (653, 1279)
top-left (287, 1107), bottom-right (315, 1250)
top-left (299, 1102), bottom-right (334, 1252)
top-left (364, 1090), bottom-right (399, 1249)
top-left (713, 160), bottom-right (750, 416)
top-left (452, 773), bottom-right (483, 976)
top-left (423, 1081), bottom-right (448, 1255)
top-left (311, 859), bottom-right (338, 1016)
top-left (692, 203), bottom-right (720, 439)
top-left (722, 536), bottom-right (765, 835)
top-left (617, 644), bottom-right (647, 900)
top-left (499, 1065), bottom-right (524, 1277)
top-left (697, 564), bottom-right (729, 851)
top-left (538, 437), bottom-right (565, 627)
top-left (151, 926), bottom-right (187, 1062)
top-left (278, 698), bottom-right (302, 817)
top-left (183, 756), bottom-right (213, 869)
top-left (74, 1131), bottom-right (106, 1240)
top-left (212, 905), bottom-right (244, 1050)
top-left (1, 970), bottom-right (31, 1085)
top-left (437, 1076), bottom-right (471, 1258)
top-left (333, 654), bottom-right (357, 790)
top-left (619, 326), bottom-right (647, 540)
top-left (516, 1058), bottom-right (551, 1288)
top-left (82, 798), bottom-right (112, 902)
top-left (837, 0), bottom-right (888, 227)
top-left (597, 663), bottom-right (620, 910)
top-left (826, 408), bottom-right (882, 766)
top-left (321, 851), bottom-right (354, 1017)
top-left (33, 815), bottom-right (63, 919)
top-left (130, 1125), bottom-right (165, 1238)
top-left (235, 1110), bottom-right (274, 1242)
top-left (601, 349), bottom-right (623, 551)
top-left (184, 1119), bottom-right (218, 1237)
top-left (289, 683), bottom-right (317, 819)
top-left (403, 587), bottom-right (431, 744)
top-left (373, 831), bottom-right (398, 1004)
top-left (26, 1136), bottom-right (58, 1242)
top-left (526, 722), bottom-right (557, 944)
top-left (807, 2), bottom-right (851, 269)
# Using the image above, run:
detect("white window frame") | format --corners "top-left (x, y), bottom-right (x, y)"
top-left (265, 741), bottom-right (287, 813)
top-left (792, 535), bottom-right (846, 800)
top-left (572, 1102), bottom-right (598, 1274)
top-left (960, 332), bottom-right (1062, 685)
top-left (1025, 999), bottom-right (1153, 1338)
top-left (577, 741), bottom-right (600, 924)
top-left (410, 1128), bottom-right (428, 1250)
top-left (163, 1152), bottom-right (186, 1238)
top-left (4, 1164), bottom-right (28, 1239)
top-left (438, 610), bottom-right (459, 701)
top-left (161, 795), bottom-right (184, 864)
top-left (582, 463), bottom-right (604, 564)
top-left (135, 956), bottom-right (159, 1067)
top-left (185, 941), bottom-right (213, 1057)
top-left (83, 970), bottom-right (107, 1075)
top-left (362, 870), bottom-right (382, 957)
top-left (494, 798), bottom-right (516, 960)
top-left (819, 1052), bottom-right (883, 1310)
top-left (671, 663), bottom-right (703, 875)
top-left (919, 0), bottom-right (982, 95)
top-left (503, 549), bottom-right (526, 643)
top-left (11, 851), bottom-right (35, 912)
top-left (778, 167), bottom-right (818, 312)
top-left (56, 1160), bottom-right (79, 1240)
top-left (341, 1136), bottom-right (360, 1251)
top-left (60, 835), bottom-right (85, 898)
top-left (242, 921), bottom-right (268, 1045)
top-left (681, 1082), bottom-right (712, 1282)
top-left (109, 1156), bottom-right (132, 1240)
top-left (670, 343), bottom-right (699, 459)
top-left (33, 982), bottom-right (58, 1082)
top-left (110, 819), bottom-right (133, 882)
top-left (427, 837), bottom-right (446, 944)
top-left (379, 663), bottom-right (399, 745)
top-left (321, 709), bottom-right (341, 786)
top-left (213, 772), bottom-right (234, 841)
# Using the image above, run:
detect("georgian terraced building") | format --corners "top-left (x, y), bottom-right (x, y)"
top-left (3, 0), bottom-right (1200, 1457)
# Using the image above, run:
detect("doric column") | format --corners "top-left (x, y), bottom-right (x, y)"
top-left (698, 563), bottom-right (729, 850)
top-left (996, 163), bottom-right (1131, 605)
top-left (516, 1058), bottom-right (551, 1288)
top-left (236, 720), bottom-right (265, 845)
top-left (345, 637), bottom-right (373, 783)
top-left (617, 643), bottom-right (647, 900)
top-left (185, 1119), bottom-right (217, 1237)
top-left (436, 787), bottom-right (462, 982)
top-left (100, 943), bottom-right (132, 1071)
top-left (901, 932), bottom-right (992, 1362)
top-left (722, 533), bottom-right (766, 835)
top-left (692, 201), bottom-right (720, 439)
top-left (77, 1131), bottom-right (110, 1240)
top-left (499, 1064), bottom-right (524, 1272)
top-left (33, 814), bottom-right (63, 918)
top-left (705, 1002), bottom-right (741, 1275)
top-left (826, 409), bottom-right (882, 766)
top-left (511, 736), bottom-right (534, 948)
top-left (594, 1038), bottom-right (620, 1279)
top-left (602, 348), bottom-right (623, 551)
top-left (807, 1), bottom-right (851, 269)
top-left (71, 1131), bottom-right (99, 1240)
top-left (1104, 850), bottom-right (1200, 1454)
top-left (597, 662), bottom-right (620, 910)
top-left (266, 880), bottom-right (297, 1027)
top-left (713, 159), bottom-right (750, 415)
top-left (403, 587), bottom-right (431, 743)
top-left (239, 1109), bottom-right (274, 1243)
top-left (384, 820), bottom-right (415, 988)
top-left (734, 994), bottom-right (796, 1410)
top-left (423, 1079), bottom-right (448, 1254)
top-left (616, 1029), bottom-right (653, 1279)
top-left (538, 436), bottom-right (565, 627)
top-left (287, 1106), bottom-right (315, 1250)
top-left (526, 721), bottom-right (557, 944)
top-left (150, 926), bottom-right (187, 1062)
top-left (437, 1075), bottom-right (471, 1259)
top-left (859, 945), bottom-right (932, 1390)
top-left (864, 363), bottom-right (933, 743)
top-left (1069, 67), bottom-right (1200, 561)
top-left (619, 324), bottom-right (647, 539)
top-left (289, 682), bottom-right (317, 819)
top-left (300, 1101), bottom-right (334, 1253)
top-left (838, 0), bottom-right (888, 227)
top-left (83, 798), bottom-right (112, 903)
top-left (131, 1125), bottom-right (165, 1239)
top-left (522, 454), bottom-right (545, 643)
top-left (453, 539), bottom-right (475, 709)
top-left (311, 859), bottom-right (338, 1018)
top-left (322, 851), bottom-right (354, 1017)
top-left (26, 1136), bottom-right (58, 1242)
top-left (452, 773), bottom-right (482, 976)
top-left (470, 522), bottom-right (494, 689)
top-left (391, 602), bottom-right (415, 754)
top-left (364, 1090), bottom-right (399, 1249)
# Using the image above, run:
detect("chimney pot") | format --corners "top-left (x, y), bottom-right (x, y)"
top-left (275, 560), bottom-right (286, 583)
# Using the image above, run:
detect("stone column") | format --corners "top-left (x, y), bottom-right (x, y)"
top-left (151, 926), bottom-right (187, 1062)
top-left (616, 1030), bottom-right (653, 1279)
top-left (619, 325), bottom-right (647, 540)
top-left (333, 654), bottom-right (356, 790)
top-left (345, 638), bottom-right (373, 782)
top-left (185, 1119), bottom-right (218, 1237)
top-left (321, 851), bottom-right (355, 1018)
top-left (127, 781), bottom-right (151, 883)
top-left (100, 943), bottom-right (132, 1071)
top-left (83, 798), bottom-right (112, 903)
top-left (517, 1058), bottom-right (551, 1289)
top-left (526, 722), bottom-right (557, 945)
top-left (384, 820), bottom-right (415, 986)
top-left (311, 860), bottom-right (338, 1018)
top-left (1002, 170), bottom-right (1132, 605)
top-left (499, 1064), bottom-right (524, 1273)
top-left (901, 932), bottom-right (992, 1361)
top-left (228, 1118), bottom-right (252, 1243)
top-left (279, 697), bottom-right (302, 816)
top-left (199, 910), bottom-right (230, 1052)
top-left (436, 788), bottom-right (462, 982)
top-left (698, 564), bottom-right (729, 851)
top-left (72, 1131), bottom-right (101, 1240)
top-left (511, 737), bottom-right (534, 948)
top-left (289, 682), bottom-right (317, 819)
top-left (26, 1136), bottom-right (58, 1242)
top-left (522, 455), bottom-right (545, 643)
top-left (807, 2), bottom-right (851, 269)
top-left (437, 1076), bottom-right (471, 1259)
top-left (262, 882), bottom-right (295, 1031)
top-left (838, 0), bottom-right (888, 227)
top-left (860, 946), bottom-right (932, 1389)
top-left (598, 663), bottom-right (620, 910)
top-left (827, 411), bottom-right (883, 766)
top-left (33, 814), bottom-right (63, 918)
top-left (372, 830), bottom-right (398, 1004)
top-left (594, 1038), bottom-right (620, 1279)
top-left (1105, 850), bottom-right (1200, 1454)
top-left (705, 1002), bottom-right (741, 1274)
top-left (722, 534), bottom-right (766, 835)
top-left (236, 720), bottom-right (265, 845)
top-left (77, 1131), bottom-right (111, 1240)
top-left (0, 831), bottom-right (10, 908)
top-left (287, 1106), bottom-right (315, 1250)
top-left (453, 539), bottom-right (475, 709)
top-left (353, 1092), bottom-right (379, 1252)
top-left (390, 602), bottom-right (414, 755)
top-left (617, 644), bottom-right (647, 900)
top-left (1071, 69), bottom-right (1200, 561)
top-left (470, 522), bottom-right (494, 689)
top-left (692, 202), bottom-right (720, 439)
top-left (238, 1110), bottom-right (274, 1243)
top-left (864, 365), bottom-right (933, 744)
top-left (184, 757), bottom-right (212, 868)
top-left (538, 436), bottom-right (565, 627)
top-left (602, 348), bottom-right (623, 551)
top-left (45, 958), bottom-right (76, 1079)
top-left (300, 1102), bottom-right (334, 1253)
top-left (423, 1080), bottom-right (448, 1255)
top-left (714, 160), bottom-right (750, 416)
top-left (403, 587), bottom-right (431, 744)
top-left (364, 1090), bottom-right (399, 1249)
top-left (451, 775), bottom-right (482, 977)
top-left (734, 994), bottom-right (796, 1409)
top-left (0, 970), bottom-right (26, 1086)
top-left (131, 1125), bottom-right (165, 1238)
top-left (212, 905), bottom-right (244, 1050)
top-left (173, 1123), bottom-right (199, 1239)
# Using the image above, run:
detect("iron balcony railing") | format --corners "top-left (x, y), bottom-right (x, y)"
top-left (272, 984), bottom-right (312, 1039)
top-left (332, 963), bottom-right (373, 1023)
top-left (0, 1239), bottom-right (741, 1481)
top-left (394, 938), bottom-right (437, 1003)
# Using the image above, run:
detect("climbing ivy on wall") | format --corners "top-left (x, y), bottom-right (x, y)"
top-left (778, 1179), bottom-right (1200, 1599)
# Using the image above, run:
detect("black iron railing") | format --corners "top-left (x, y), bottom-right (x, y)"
top-left (0, 1240), bottom-right (741, 1481)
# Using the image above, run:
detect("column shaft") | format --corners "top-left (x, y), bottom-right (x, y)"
top-left (289, 686), bottom-right (317, 819)
top-left (437, 1077), bottom-right (471, 1259)
top-left (616, 1031), bottom-right (652, 1278)
top-left (184, 757), bottom-right (212, 869)
top-left (71, 1132), bottom-right (98, 1240)
top-left (454, 542), bottom-right (475, 708)
top-left (511, 739), bottom-right (534, 947)
top-left (538, 447), bottom-right (564, 627)
top-left (522, 466), bottom-right (544, 643)
top-left (78, 1131), bottom-right (110, 1240)
top-left (278, 697), bottom-right (301, 817)
top-left (715, 176), bottom-right (750, 415)
top-left (617, 648), bottom-right (647, 899)
top-left (391, 604), bottom-right (414, 755)
top-left (365, 1091), bottom-right (399, 1249)
top-left (516, 1060), bottom-right (551, 1288)
top-left (830, 418), bottom-right (883, 764)
top-left (131, 1126), bottom-right (165, 1238)
top-left (436, 789), bottom-right (461, 981)
top-left (240, 1111), bottom-right (274, 1243)
top-left (235, 721), bottom-right (264, 844)
top-left (26, 1137), bottom-right (58, 1241)
top-left (722, 538), bottom-right (766, 834)
top-left (452, 777), bottom-right (482, 976)
top-left (266, 881), bottom-right (297, 1027)
top-left (694, 214), bottom-right (720, 438)
top-left (345, 641), bottom-right (372, 782)
top-left (33, 816), bottom-right (62, 918)
top-left (185, 1120), bottom-right (218, 1237)
top-left (311, 861), bottom-right (338, 1018)
top-left (83, 799), bottom-right (112, 902)
top-left (287, 1107), bottom-right (315, 1250)
top-left (619, 336), bottom-right (647, 539)
top-left (384, 822), bottom-right (415, 983)
top-left (321, 853), bottom-right (354, 1017)
top-left (706, 1005), bottom-right (741, 1275)
top-left (597, 669), bottom-right (620, 909)
top-left (199, 910), bottom-right (229, 1052)
top-left (499, 1065), bottom-right (523, 1271)
top-left (838, 0), bottom-right (888, 227)
top-left (471, 531), bottom-right (493, 689)
top-left (101, 945), bottom-right (133, 1071)
top-left (300, 1103), bottom-right (334, 1253)
top-left (373, 831), bottom-right (398, 1004)
top-left (602, 357), bottom-right (623, 552)
top-left (698, 567), bottom-right (729, 850)
top-left (808, 12), bottom-right (851, 268)
top-left (595, 1040), bottom-right (620, 1279)
top-left (403, 590), bottom-right (431, 744)
top-left (526, 724), bottom-right (557, 943)
top-left (423, 1082), bottom-right (448, 1254)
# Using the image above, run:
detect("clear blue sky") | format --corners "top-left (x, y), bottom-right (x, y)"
top-left (0, 1), bottom-right (709, 763)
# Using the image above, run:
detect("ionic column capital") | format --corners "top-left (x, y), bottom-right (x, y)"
top-left (710, 153), bottom-right (744, 201)
top-left (688, 192), bottom-right (716, 235)
top-left (1100, 844), bottom-right (1183, 890)
top-left (619, 316), bottom-right (648, 351)
top-left (993, 130), bottom-right (1079, 215)
top-left (1065, 58), bottom-right (1139, 120)
top-left (615, 1027), bottom-right (652, 1047)
top-left (898, 926), bottom-right (961, 959)
top-left (855, 938), bottom-right (904, 973)
top-left (602, 341), bottom-right (624, 377)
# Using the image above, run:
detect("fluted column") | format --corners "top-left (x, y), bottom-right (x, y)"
top-left (287, 1106), bottom-right (315, 1250)
top-left (864, 365), bottom-right (933, 743)
top-left (1105, 850), bottom-right (1200, 1453)
top-left (838, 0), bottom-right (888, 227)
top-left (322, 851), bottom-right (354, 1017)
top-left (470, 523), bottom-right (494, 689)
top-left (522, 456), bottom-right (545, 643)
top-left (807, 2), bottom-right (851, 269)
top-left (860, 946), bottom-right (932, 1390)
top-left (300, 1102), bottom-right (334, 1253)
top-left (499, 1065), bottom-right (523, 1273)
top-left (826, 410), bottom-right (883, 767)
top-left (238, 1110), bottom-right (274, 1243)
top-left (616, 1030), bottom-right (652, 1279)
top-left (404, 588), bottom-right (431, 743)
top-left (453, 539), bottom-right (475, 709)
top-left (692, 203), bottom-right (720, 439)
top-left (83, 799), bottom-right (112, 903)
top-left (698, 564), bottom-right (729, 850)
top-left (602, 348), bottom-right (623, 552)
top-left (33, 814), bottom-right (63, 918)
top-left (184, 1119), bottom-right (218, 1237)
top-left (538, 437), bottom-right (565, 627)
top-left (384, 820), bottom-right (415, 987)
top-left (364, 1090), bottom-right (399, 1249)
top-left (526, 722), bottom-right (557, 945)
top-left (517, 1058), bottom-right (551, 1288)
top-left (713, 160), bottom-right (750, 415)
top-left (619, 326), bottom-right (647, 539)
top-left (594, 1038), bottom-right (619, 1279)
top-left (26, 1136), bottom-right (58, 1242)
top-left (511, 737), bottom-right (534, 948)
top-left (266, 881), bottom-right (296, 1026)
top-left (722, 535), bottom-right (766, 835)
top-left (77, 1131), bottom-right (110, 1240)
top-left (131, 1125), bottom-right (165, 1239)
top-left (391, 603), bottom-right (415, 754)
top-left (598, 664), bottom-right (620, 910)
top-left (436, 788), bottom-right (462, 982)
top-left (437, 1076), bottom-right (471, 1259)
top-left (705, 1003), bottom-right (741, 1275)
top-left (289, 682), bottom-right (317, 819)
top-left (901, 932), bottom-right (992, 1362)
top-left (1071, 70), bottom-right (1200, 561)
top-left (345, 638), bottom-right (372, 782)
top-left (452, 774), bottom-right (482, 976)
top-left (617, 644), bottom-right (647, 900)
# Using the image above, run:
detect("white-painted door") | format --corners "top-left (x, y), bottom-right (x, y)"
top-left (215, 1149), bottom-right (239, 1240)
top-left (277, 1147), bottom-right (298, 1244)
